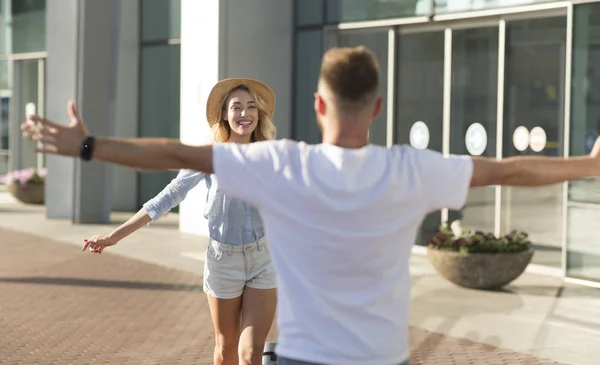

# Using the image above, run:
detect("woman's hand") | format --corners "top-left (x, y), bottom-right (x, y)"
top-left (82, 234), bottom-right (119, 254)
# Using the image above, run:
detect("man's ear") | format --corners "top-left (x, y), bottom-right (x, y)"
top-left (314, 92), bottom-right (327, 117)
top-left (371, 96), bottom-right (383, 122)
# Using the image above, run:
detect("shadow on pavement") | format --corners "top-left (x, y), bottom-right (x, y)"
top-left (0, 276), bottom-right (203, 292)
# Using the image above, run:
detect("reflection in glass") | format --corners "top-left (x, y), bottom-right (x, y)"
top-left (141, 0), bottom-right (181, 42)
top-left (501, 17), bottom-right (566, 268)
top-left (338, 30), bottom-right (388, 146)
top-left (0, 1), bottom-right (7, 56)
top-left (567, 206), bottom-right (600, 281)
top-left (1, 96), bottom-right (8, 150)
top-left (10, 59), bottom-right (39, 170)
top-left (326, 0), bottom-right (430, 24)
top-left (294, 30), bottom-right (322, 144)
top-left (138, 44), bottom-right (181, 207)
top-left (435, 0), bottom-right (555, 14)
top-left (567, 3), bottom-right (600, 281)
top-left (0, 59), bottom-right (8, 90)
top-left (449, 27), bottom-right (498, 234)
top-left (11, 0), bottom-right (46, 54)
top-left (395, 31), bottom-right (444, 246)
top-left (570, 4), bottom-right (600, 205)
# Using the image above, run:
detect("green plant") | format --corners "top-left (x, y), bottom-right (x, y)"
top-left (427, 220), bottom-right (531, 254)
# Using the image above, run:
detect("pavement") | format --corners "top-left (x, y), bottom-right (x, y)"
top-left (1, 192), bottom-right (600, 364)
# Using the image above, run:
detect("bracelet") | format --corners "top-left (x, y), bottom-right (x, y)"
top-left (80, 136), bottom-right (96, 161)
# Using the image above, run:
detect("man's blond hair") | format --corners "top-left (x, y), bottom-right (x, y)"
top-left (319, 46), bottom-right (381, 113)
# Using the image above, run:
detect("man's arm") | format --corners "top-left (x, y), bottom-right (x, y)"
top-left (471, 155), bottom-right (600, 188)
top-left (92, 137), bottom-right (214, 174)
top-left (19, 99), bottom-right (214, 174)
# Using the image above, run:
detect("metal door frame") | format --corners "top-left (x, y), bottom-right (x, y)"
top-left (7, 54), bottom-right (46, 172)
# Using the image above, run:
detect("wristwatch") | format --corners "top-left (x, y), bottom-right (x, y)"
top-left (80, 136), bottom-right (96, 161)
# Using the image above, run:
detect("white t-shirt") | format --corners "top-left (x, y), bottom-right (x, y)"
top-left (213, 139), bottom-right (473, 365)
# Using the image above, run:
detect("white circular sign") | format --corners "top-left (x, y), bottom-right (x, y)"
top-left (465, 123), bottom-right (487, 156)
top-left (409, 121), bottom-right (430, 150)
top-left (513, 126), bottom-right (529, 152)
top-left (529, 126), bottom-right (547, 152)
top-left (25, 102), bottom-right (36, 116)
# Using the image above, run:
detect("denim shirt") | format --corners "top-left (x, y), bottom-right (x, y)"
top-left (143, 169), bottom-right (265, 246)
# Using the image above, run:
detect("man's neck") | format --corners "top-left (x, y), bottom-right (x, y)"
top-left (320, 122), bottom-right (370, 149)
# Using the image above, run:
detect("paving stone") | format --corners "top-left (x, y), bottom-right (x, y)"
top-left (0, 227), bottom-right (568, 364)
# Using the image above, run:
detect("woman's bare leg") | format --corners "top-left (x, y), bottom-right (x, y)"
top-left (207, 294), bottom-right (243, 365)
top-left (238, 287), bottom-right (277, 365)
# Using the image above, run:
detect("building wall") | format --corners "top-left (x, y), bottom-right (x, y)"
top-left (178, 0), bottom-right (294, 236)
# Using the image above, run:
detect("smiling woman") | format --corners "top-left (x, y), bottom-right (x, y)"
top-left (68, 78), bottom-right (280, 365)
top-left (207, 78), bottom-right (277, 144)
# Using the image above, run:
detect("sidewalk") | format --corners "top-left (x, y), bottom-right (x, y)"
top-left (1, 193), bottom-right (599, 364)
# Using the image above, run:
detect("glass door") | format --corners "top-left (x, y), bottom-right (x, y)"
top-left (9, 57), bottom-right (45, 172)
top-left (501, 17), bottom-right (567, 268)
top-left (395, 30), bottom-right (445, 245)
top-left (449, 26), bottom-right (499, 235)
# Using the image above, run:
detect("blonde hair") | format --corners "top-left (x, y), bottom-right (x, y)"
top-left (210, 86), bottom-right (276, 143)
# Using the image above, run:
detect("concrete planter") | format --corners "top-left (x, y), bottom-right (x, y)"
top-left (7, 183), bottom-right (45, 205)
top-left (427, 248), bottom-right (534, 290)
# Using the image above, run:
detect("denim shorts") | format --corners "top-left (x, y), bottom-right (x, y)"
top-left (203, 236), bottom-right (277, 299)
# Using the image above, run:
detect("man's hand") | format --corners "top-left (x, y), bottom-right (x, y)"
top-left (21, 100), bottom-right (88, 157)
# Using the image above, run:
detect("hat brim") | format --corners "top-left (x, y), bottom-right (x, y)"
top-left (206, 78), bottom-right (276, 128)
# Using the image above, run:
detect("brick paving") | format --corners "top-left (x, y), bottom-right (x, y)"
top-left (0, 227), bottom-right (567, 365)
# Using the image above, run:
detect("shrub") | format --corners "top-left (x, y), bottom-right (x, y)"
top-left (427, 220), bottom-right (531, 254)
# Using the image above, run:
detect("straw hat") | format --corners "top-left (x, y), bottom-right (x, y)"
top-left (206, 78), bottom-right (276, 127)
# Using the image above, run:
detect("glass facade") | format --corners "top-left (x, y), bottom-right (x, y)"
top-left (138, 44), bottom-right (181, 206)
top-left (567, 2), bottom-right (600, 281)
top-left (141, 0), bottom-right (181, 42)
top-left (450, 27), bottom-right (498, 236)
top-left (293, 0), bottom-right (600, 282)
top-left (395, 31), bottom-right (445, 245)
top-left (296, 0), bottom-right (324, 26)
top-left (0, 0), bottom-right (46, 175)
top-left (138, 0), bottom-right (181, 207)
top-left (294, 0), bottom-right (566, 24)
top-left (293, 29), bottom-right (323, 144)
top-left (10, 0), bottom-right (45, 54)
top-left (327, 0), bottom-right (430, 23)
top-left (434, 0), bottom-right (558, 14)
top-left (501, 17), bottom-right (567, 268)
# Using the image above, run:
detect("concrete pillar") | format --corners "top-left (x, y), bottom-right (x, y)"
top-left (178, 0), bottom-right (293, 236)
top-left (111, 0), bottom-right (139, 212)
top-left (45, 0), bottom-right (120, 223)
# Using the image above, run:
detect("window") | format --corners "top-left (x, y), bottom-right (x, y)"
top-left (567, 3), bottom-right (600, 281)
top-left (10, 0), bottom-right (46, 54)
top-left (293, 30), bottom-right (323, 144)
top-left (296, 0), bottom-right (323, 26)
top-left (138, 44), bottom-right (181, 206)
top-left (326, 0), bottom-right (430, 24)
top-left (141, 0), bottom-right (181, 42)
